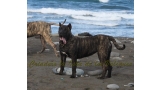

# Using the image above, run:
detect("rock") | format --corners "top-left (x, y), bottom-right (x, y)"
top-left (53, 42), bottom-right (59, 45)
top-left (122, 40), bottom-right (128, 43)
top-left (124, 83), bottom-right (134, 87)
top-left (45, 49), bottom-right (50, 51)
top-left (66, 58), bottom-right (72, 62)
top-left (74, 34), bottom-right (78, 36)
top-left (65, 68), bottom-right (84, 76)
top-left (51, 33), bottom-right (59, 37)
top-left (61, 78), bottom-right (64, 80)
top-left (81, 75), bottom-right (84, 77)
top-left (128, 83), bottom-right (134, 87)
top-left (87, 69), bottom-right (103, 76)
top-left (52, 67), bottom-right (70, 74)
top-left (107, 84), bottom-right (119, 90)
top-left (85, 74), bottom-right (89, 77)
top-left (115, 39), bottom-right (121, 43)
top-left (95, 59), bottom-right (100, 62)
top-left (78, 32), bottom-right (92, 36)
top-left (111, 52), bottom-right (120, 57)
top-left (111, 57), bottom-right (122, 60)
top-left (52, 67), bottom-right (84, 76)
top-left (66, 57), bottom-right (80, 62)
top-left (131, 41), bottom-right (134, 43)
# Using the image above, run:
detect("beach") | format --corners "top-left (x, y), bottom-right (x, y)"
top-left (27, 35), bottom-right (134, 90)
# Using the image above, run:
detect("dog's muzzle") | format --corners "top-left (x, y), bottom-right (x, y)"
top-left (59, 37), bottom-right (66, 44)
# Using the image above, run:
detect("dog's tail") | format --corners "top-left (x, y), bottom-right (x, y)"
top-left (108, 36), bottom-right (125, 50)
top-left (48, 19), bottom-right (66, 26)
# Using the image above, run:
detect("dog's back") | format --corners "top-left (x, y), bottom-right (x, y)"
top-left (27, 21), bottom-right (51, 37)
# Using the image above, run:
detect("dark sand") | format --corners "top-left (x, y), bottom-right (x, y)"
top-left (27, 36), bottom-right (134, 90)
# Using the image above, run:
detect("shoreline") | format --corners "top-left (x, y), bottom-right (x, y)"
top-left (51, 33), bottom-right (134, 39)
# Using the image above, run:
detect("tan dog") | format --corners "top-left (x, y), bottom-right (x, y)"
top-left (27, 19), bottom-right (66, 57)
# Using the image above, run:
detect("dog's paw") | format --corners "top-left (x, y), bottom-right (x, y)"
top-left (106, 75), bottom-right (111, 78)
top-left (55, 53), bottom-right (60, 57)
top-left (70, 75), bottom-right (76, 78)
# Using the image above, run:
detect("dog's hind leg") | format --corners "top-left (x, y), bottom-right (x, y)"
top-left (97, 50), bottom-right (107, 79)
top-left (106, 43), bottom-right (112, 78)
top-left (37, 35), bottom-right (46, 54)
top-left (97, 42), bottom-right (112, 79)
top-left (98, 59), bottom-right (106, 79)
top-left (43, 34), bottom-right (59, 57)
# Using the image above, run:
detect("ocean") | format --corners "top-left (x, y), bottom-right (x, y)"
top-left (27, 0), bottom-right (134, 37)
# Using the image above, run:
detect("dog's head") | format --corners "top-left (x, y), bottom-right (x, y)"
top-left (58, 23), bottom-right (72, 45)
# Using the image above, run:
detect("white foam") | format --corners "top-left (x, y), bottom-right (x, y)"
top-left (27, 8), bottom-right (134, 26)
top-left (71, 14), bottom-right (122, 21)
top-left (99, 0), bottom-right (109, 3)
top-left (27, 8), bottom-right (134, 20)
top-left (80, 21), bottom-right (119, 27)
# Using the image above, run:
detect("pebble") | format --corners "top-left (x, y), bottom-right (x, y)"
top-left (87, 69), bottom-right (103, 76)
top-left (85, 74), bottom-right (89, 77)
top-left (122, 40), bottom-right (128, 43)
top-left (124, 83), bottom-right (134, 87)
top-left (45, 49), bottom-right (50, 52)
top-left (61, 78), bottom-right (63, 80)
top-left (107, 84), bottom-right (119, 90)
top-left (53, 42), bottom-right (59, 45)
top-left (74, 34), bottom-right (78, 36)
top-left (81, 75), bottom-right (84, 77)
top-left (115, 39), bottom-right (121, 43)
top-left (131, 41), bottom-right (134, 43)
top-left (66, 57), bottom-right (80, 62)
top-left (65, 68), bottom-right (84, 76)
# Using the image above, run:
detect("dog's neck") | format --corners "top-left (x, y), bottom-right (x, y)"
top-left (67, 33), bottom-right (74, 41)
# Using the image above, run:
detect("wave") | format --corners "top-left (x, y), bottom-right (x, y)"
top-left (27, 15), bottom-right (33, 18)
top-left (100, 5), bottom-right (130, 10)
top-left (99, 0), bottom-right (109, 3)
top-left (27, 8), bottom-right (134, 20)
top-left (81, 22), bottom-right (119, 27)
top-left (71, 15), bottom-right (122, 21)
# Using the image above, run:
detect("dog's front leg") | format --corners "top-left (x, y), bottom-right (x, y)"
top-left (59, 54), bottom-right (66, 75)
top-left (37, 35), bottom-right (46, 54)
top-left (70, 57), bottom-right (77, 78)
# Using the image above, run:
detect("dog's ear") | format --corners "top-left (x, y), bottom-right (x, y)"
top-left (59, 23), bottom-right (61, 27)
top-left (68, 23), bottom-right (72, 30)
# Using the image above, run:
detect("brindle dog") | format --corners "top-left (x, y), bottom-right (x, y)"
top-left (58, 23), bottom-right (125, 79)
top-left (27, 19), bottom-right (66, 57)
